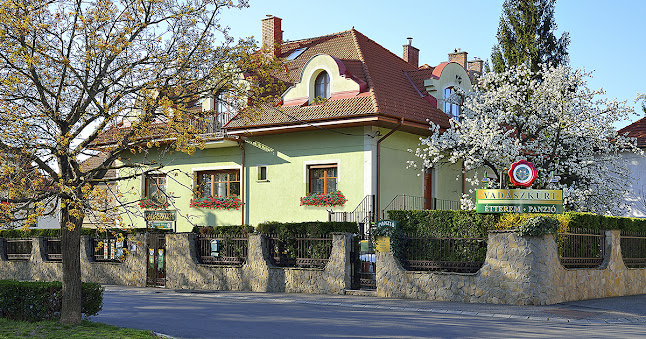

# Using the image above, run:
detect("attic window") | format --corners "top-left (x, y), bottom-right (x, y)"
top-left (314, 72), bottom-right (330, 100)
top-left (286, 47), bottom-right (307, 61)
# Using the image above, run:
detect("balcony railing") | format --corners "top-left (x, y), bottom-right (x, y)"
top-left (191, 113), bottom-right (236, 139)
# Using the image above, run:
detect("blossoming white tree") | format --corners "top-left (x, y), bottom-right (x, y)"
top-left (413, 65), bottom-right (641, 215)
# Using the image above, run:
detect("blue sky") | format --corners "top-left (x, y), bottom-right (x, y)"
top-left (219, 0), bottom-right (645, 128)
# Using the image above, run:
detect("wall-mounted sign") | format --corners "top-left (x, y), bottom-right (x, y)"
top-left (476, 189), bottom-right (563, 214)
top-left (508, 160), bottom-right (538, 187)
top-left (145, 210), bottom-right (176, 231)
top-left (144, 210), bottom-right (176, 222)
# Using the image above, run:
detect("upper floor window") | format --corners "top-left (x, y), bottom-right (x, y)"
top-left (309, 164), bottom-right (337, 194)
top-left (444, 87), bottom-right (462, 119)
top-left (145, 174), bottom-right (167, 202)
top-left (197, 170), bottom-right (240, 198)
top-left (314, 71), bottom-right (330, 100)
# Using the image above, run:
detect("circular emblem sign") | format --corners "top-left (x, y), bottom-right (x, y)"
top-left (508, 160), bottom-right (538, 187)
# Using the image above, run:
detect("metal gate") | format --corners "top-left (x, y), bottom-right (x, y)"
top-left (146, 233), bottom-right (166, 287)
top-left (351, 222), bottom-right (376, 290)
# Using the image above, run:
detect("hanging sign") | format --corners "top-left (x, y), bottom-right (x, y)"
top-left (476, 189), bottom-right (563, 214)
top-left (508, 160), bottom-right (538, 187)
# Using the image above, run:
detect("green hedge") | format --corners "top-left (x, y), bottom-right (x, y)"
top-left (387, 210), bottom-right (646, 235)
top-left (256, 221), bottom-right (358, 236)
top-left (192, 225), bottom-right (254, 236)
top-left (387, 210), bottom-right (498, 237)
top-left (563, 212), bottom-right (646, 232)
top-left (0, 280), bottom-right (103, 322)
top-left (0, 227), bottom-right (157, 238)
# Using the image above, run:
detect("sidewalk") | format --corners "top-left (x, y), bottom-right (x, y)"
top-left (102, 285), bottom-right (646, 324)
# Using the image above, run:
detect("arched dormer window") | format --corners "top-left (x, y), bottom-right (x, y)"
top-left (443, 87), bottom-right (462, 119)
top-left (314, 71), bottom-right (330, 100)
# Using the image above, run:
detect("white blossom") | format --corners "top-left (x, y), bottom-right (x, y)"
top-left (415, 65), bottom-right (641, 215)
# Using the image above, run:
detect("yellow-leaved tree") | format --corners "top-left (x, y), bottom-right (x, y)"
top-left (0, 0), bottom-right (284, 324)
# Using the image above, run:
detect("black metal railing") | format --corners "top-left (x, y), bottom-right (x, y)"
top-left (558, 228), bottom-right (606, 268)
top-left (5, 238), bottom-right (32, 260)
top-left (380, 195), bottom-right (461, 219)
top-left (191, 113), bottom-right (234, 139)
top-left (266, 234), bottom-right (333, 269)
top-left (92, 238), bottom-right (126, 262)
top-left (328, 195), bottom-right (375, 226)
top-left (620, 231), bottom-right (646, 268)
top-left (397, 233), bottom-right (487, 273)
top-left (44, 237), bottom-right (62, 262)
top-left (196, 235), bottom-right (248, 265)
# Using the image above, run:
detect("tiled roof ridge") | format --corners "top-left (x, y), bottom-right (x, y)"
top-left (619, 117), bottom-right (646, 148)
top-left (349, 28), bottom-right (379, 113)
top-left (282, 29), bottom-right (353, 49)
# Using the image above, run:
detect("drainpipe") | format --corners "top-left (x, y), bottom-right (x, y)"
top-left (237, 139), bottom-right (246, 226)
top-left (376, 118), bottom-right (404, 220)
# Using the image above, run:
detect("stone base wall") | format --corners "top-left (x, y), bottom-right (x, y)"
top-left (0, 233), bottom-right (353, 293)
top-left (3, 230), bottom-right (646, 304)
top-left (165, 233), bottom-right (352, 294)
top-left (0, 235), bottom-right (147, 286)
top-left (377, 231), bottom-right (646, 305)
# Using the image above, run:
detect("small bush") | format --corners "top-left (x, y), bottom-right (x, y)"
top-left (517, 216), bottom-right (560, 236)
top-left (0, 280), bottom-right (103, 322)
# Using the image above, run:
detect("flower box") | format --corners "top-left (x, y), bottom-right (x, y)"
top-left (190, 195), bottom-right (242, 210)
top-left (300, 191), bottom-right (347, 207)
top-left (139, 197), bottom-right (169, 209)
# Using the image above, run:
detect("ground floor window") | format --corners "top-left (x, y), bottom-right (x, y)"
top-left (309, 164), bottom-right (337, 194)
top-left (197, 170), bottom-right (240, 197)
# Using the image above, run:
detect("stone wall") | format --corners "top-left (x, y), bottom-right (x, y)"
top-left (0, 233), bottom-right (352, 294)
top-left (377, 230), bottom-right (646, 305)
top-left (0, 235), bottom-right (147, 286)
top-left (165, 233), bottom-right (352, 294)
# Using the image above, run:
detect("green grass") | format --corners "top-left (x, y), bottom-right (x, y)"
top-left (0, 318), bottom-right (159, 338)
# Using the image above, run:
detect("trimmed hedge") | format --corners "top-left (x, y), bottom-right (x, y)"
top-left (192, 225), bottom-right (254, 236)
top-left (0, 227), bottom-right (164, 239)
top-left (256, 221), bottom-right (358, 236)
top-left (387, 210), bottom-right (646, 235)
top-left (387, 210), bottom-right (498, 237)
top-left (0, 280), bottom-right (103, 322)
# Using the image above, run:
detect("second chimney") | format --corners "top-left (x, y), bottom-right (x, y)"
top-left (262, 15), bottom-right (282, 57)
top-left (448, 49), bottom-right (468, 70)
top-left (468, 58), bottom-right (484, 74)
top-left (403, 37), bottom-right (419, 68)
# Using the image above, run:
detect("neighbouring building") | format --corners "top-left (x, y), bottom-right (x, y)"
top-left (93, 16), bottom-right (482, 232)
top-left (619, 117), bottom-right (646, 218)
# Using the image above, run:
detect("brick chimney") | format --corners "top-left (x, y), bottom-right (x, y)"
top-left (448, 49), bottom-right (468, 70)
top-left (468, 58), bottom-right (484, 74)
top-left (262, 15), bottom-right (282, 57)
top-left (403, 37), bottom-right (419, 68)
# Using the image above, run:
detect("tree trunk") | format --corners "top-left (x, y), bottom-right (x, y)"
top-left (59, 204), bottom-right (83, 325)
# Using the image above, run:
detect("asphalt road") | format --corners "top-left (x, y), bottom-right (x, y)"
top-left (92, 286), bottom-right (646, 338)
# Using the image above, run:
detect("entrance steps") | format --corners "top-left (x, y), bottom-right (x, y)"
top-left (343, 289), bottom-right (377, 297)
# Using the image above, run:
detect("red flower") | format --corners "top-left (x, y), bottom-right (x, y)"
top-left (300, 191), bottom-right (347, 207)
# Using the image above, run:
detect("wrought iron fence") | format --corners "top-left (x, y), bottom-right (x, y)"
top-left (44, 237), bottom-right (62, 262)
top-left (92, 238), bottom-right (126, 262)
top-left (396, 233), bottom-right (487, 273)
top-left (266, 234), bottom-right (333, 269)
top-left (557, 228), bottom-right (606, 268)
top-left (620, 231), bottom-right (646, 268)
top-left (5, 238), bottom-right (32, 260)
top-left (196, 234), bottom-right (248, 265)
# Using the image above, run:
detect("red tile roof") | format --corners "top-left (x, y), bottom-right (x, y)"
top-left (229, 28), bottom-right (449, 130)
top-left (94, 28), bottom-right (452, 145)
top-left (619, 117), bottom-right (646, 148)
